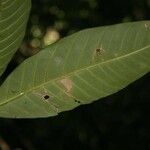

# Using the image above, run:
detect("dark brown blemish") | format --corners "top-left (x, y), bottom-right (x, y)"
top-left (92, 47), bottom-right (104, 62)
top-left (43, 95), bottom-right (50, 100)
top-left (74, 99), bottom-right (81, 104)
top-left (33, 90), bottom-right (52, 101)
top-left (96, 48), bottom-right (103, 55)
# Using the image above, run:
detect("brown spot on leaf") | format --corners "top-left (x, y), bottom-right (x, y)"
top-left (60, 78), bottom-right (72, 94)
top-left (74, 99), bottom-right (81, 104)
top-left (33, 90), bottom-right (52, 101)
top-left (92, 46), bottom-right (105, 62)
top-left (43, 95), bottom-right (50, 100)
top-left (96, 48), bottom-right (102, 55)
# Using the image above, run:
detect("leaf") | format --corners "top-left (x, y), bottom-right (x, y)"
top-left (0, 21), bottom-right (150, 118)
top-left (0, 0), bottom-right (31, 76)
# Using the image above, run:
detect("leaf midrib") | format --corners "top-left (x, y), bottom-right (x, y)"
top-left (0, 44), bottom-right (150, 106)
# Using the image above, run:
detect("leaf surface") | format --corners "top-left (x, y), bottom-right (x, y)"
top-left (0, 21), bottom-right (150, 118)
top-left (0, 0), bottom-right (31, 76)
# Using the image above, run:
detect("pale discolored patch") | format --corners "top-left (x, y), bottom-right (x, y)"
top-left (60, 78), bottom-right (73, 93)
top-left (54, 57), bottom-right (62, 66)
top-left (144, 23), bottom-right (150, 29)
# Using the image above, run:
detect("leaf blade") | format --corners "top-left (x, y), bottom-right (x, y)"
top-left (0, 0), bottom-right (31, 76)
top-left (0, 21), bottom-right (150, 118)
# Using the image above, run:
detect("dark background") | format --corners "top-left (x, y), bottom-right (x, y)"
top-left (0, 0), bottom-right (150, 150)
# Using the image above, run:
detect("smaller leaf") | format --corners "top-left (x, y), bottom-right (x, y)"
top-left (0, 0), bottom-right (31, 76)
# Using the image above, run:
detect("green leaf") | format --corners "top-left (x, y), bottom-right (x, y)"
top-left (0, 0), bottom-right (31, 76)
top-left (0, 21), bottom-right (150, 118)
